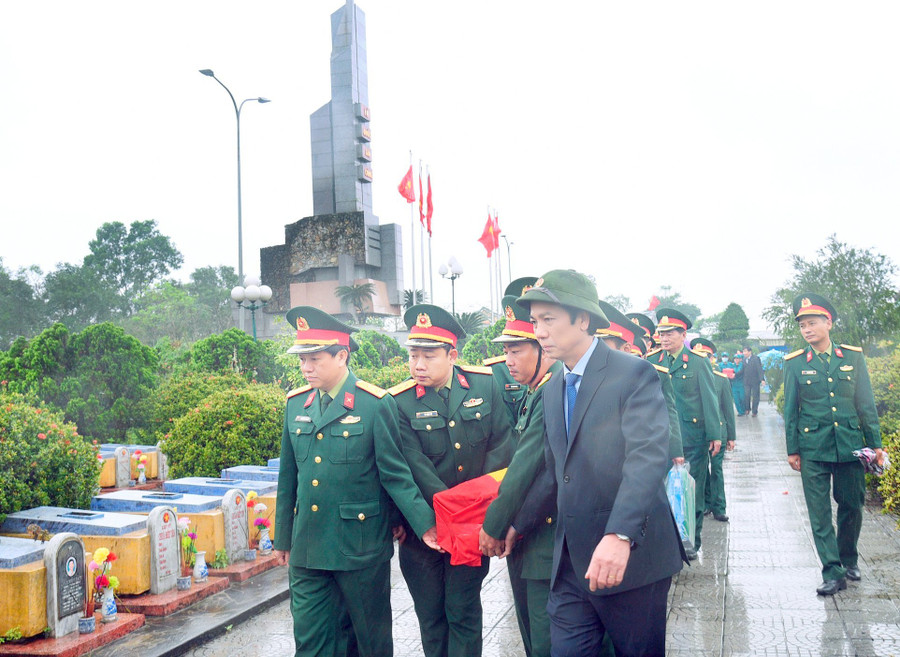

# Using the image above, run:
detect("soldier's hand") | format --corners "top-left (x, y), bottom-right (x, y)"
top-left (710, 440), bottom-right (722, 456)
top-left (392, 524), bottom-right (407, 544)
top-left (273, 549), bottom-right (290, 566)
top-left (875, 448), bottom-right (885, 467)
top-left (586, 534), bottom-right (630, 592)
top-left (788, 454), bottom-right (802, 471)
top-left (499, 526), bottom-right (519, 558)
top-left (422, 526), bottom-right (445, 552)
top-left (672, 457), bottom-right (685, 466)
top-left (726, 440), bottom-right (735, 452)
top-left (479, 527), bottom-right (505, 557)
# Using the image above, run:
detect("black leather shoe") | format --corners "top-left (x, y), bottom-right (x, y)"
top-left (703, 509), bottom-right (713, 517)
top-left (713, 513), bottom-right (729, 522)
top-left (845, 567), bottom-right (861, 581)
top-left (684, 546), bottom-right (697, 561)
top-left (816, 578), bottom-right (847, 596)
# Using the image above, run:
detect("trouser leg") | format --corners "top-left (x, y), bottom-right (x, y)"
top-left (683, 441), bottom-right (709, 549)
top-left (399, 538), bottom-right (449, 657)
top-left (444, 553), bottom-right (489, 657)
top-left (288, 566), bottom-right (343, 657)
top-left (334, 560), bottom-right (393, 657)
top-left (800, 459), bottom-right (845, 581)
top-left (708, 445), bottom-right (726, 515)
top-left (506, 550), bottom-right (532, 657)
top-left (832, 460), bottom-right (865, 570)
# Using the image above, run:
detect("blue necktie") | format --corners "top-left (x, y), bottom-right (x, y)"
top-left (565, 373), bottom-right (580, 436)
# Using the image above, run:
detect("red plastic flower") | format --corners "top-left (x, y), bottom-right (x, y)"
top-left (95, 574), bottom-right (109, 588)
top-left (106, 552), bottom-right (117, 562)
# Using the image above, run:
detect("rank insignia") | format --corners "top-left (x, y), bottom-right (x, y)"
top-left (343, 391), bottom-right (355, 410)
top-left (806, 351), bottom-right (813, 363)
top-left (304, 391), bottom-right (316, 408)
top-left (462, 398), bottom-right (484, 408)
top-left (457, 373), bottom-right (470, 389)
top-left (416, 385), bottom-right (426, 399)
top-left (683, 353), bottom-right (689, 363)
top-left (834, 347), bottom-right (844, 358)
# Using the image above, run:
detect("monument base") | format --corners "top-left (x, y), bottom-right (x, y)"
top-left (206, 552), bottom-right (282, 583)
top-left (115, 577), bottom-right (228, 616)
top-left (0, 613), bottom-right (144, 657)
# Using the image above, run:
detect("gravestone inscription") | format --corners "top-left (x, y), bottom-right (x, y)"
top-left (44, 532), bottom-right (85, 638)
top-left (148, 506), bottom-right (179, 594)
top-left (222, 489), bottom-right (248, 565)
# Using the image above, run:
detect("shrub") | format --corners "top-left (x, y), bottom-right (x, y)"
top-left (869, 347), bottom-right (900, 437)
top-left (160, 384), bottom-right (285, 478)
top-left (460, 318), bottom-right (505, 365)
top-left (354, 358), bottom-right (411, 390)
top-left (0, 392), bottom-right (100, 524)
top-left (189, 328), bottom-right (285, 384)
top-left (878, 431), bottom-right (900, 516)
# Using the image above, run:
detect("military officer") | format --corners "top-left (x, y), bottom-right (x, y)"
top-left (691, 338), bottom-right (736, 523)
top-left (478, 293), bottom-right (561, 657)
top-left (389, 304), bottom-right (513, 657)
top-left (627, 311), bottom-right (659, 353)
top-left (654, 308), bottom-right (721, 557)
top-left (483, 277), bottom-right (538, 425)
top-left (273, 307), bottom-right (440, 657)
top-left (784, 293), bottom-right (883, 595)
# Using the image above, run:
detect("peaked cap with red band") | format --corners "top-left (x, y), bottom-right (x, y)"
top-left (403, 304), bottom-right (466, 348)
top-left (492, 294), bottom-right (538, 343)
top-left (595, 300), bottom-right (641, 351)
top-left (655, 307), bottom-right (692, 332)
top-left (792, 293), bottom-right (837, 322)
top-left (285, 306), bottom-right (359, 354)
top-left (690, 337), bottom-right (717, 356)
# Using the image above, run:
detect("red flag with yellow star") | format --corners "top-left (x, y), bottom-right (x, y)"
top-left (397, 166), bottom-right (415, 203)
top-left (478, 213), bottom-right (496, 256)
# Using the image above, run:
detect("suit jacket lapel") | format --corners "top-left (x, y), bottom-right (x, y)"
top-left (566, 342), bottom-right (610, 458)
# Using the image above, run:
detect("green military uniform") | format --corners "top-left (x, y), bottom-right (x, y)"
top-left (783, 294), bottom-right (881, 586)
top-left (274, 307), bottom-right (435, 657)
top-left (481, 293), bottom-right (558, 657)
top-left (642, 348), bottom-right (684, 461)
top-left (391, 304), bottom-right (513, 657)
top-left (483, 355), bottom-right (527, 426)
top-left (692, 338), bottom-right (736, 520)
top-left (655, 308), bottom-right (721, 551)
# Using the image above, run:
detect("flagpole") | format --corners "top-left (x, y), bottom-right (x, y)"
top-left (494, 213), bottom-right (503, 309)
top-left (486, 204), bottom-right (493, 322)
top-left (408, 150), bottom-right (416, 302)
top-left (427, 165), bottom-right (434, 302)
top-left (418, 160), bottom-right (426, 301)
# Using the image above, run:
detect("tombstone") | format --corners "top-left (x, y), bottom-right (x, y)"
top-left (267, 458), bottom-right (281, 468)
top-left (0, 535), bottom-right (47, 569)
top-left (43, 532), bottom-right (85, 638)
top-left (115, 446), bottom-right (131, 488)
top-left (221, 465), bottom-right (280, 483)
top-left (147, 506), bottom-right (179, 595)
top-left (221, 489), bottom-right (248, 565)
top-left (163, 477), bottom-right (277, 497)
top-left (2, 507), bottom-right (147, 537)
top-left (91, 490), bottom-right (221, 514)
top-left (157, 449), bottom-right (169, 482)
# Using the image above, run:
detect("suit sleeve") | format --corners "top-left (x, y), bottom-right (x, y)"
top-left (483, 378), bottom-right (514, 473)
top-left (274, 409), bottom-right (298, 552)
top-left (784, 360), bottom-right (801, 456)
top-left (372, 395), bottom-right (436, 538)
top-left (698, 359), bottom-right (722, 442)
top-left (395, 397), bottom-right (449, 504)
top-left (605, 362), bottom-right (671, 546)
top-left (854, 354), bottom-right (881, 449)
top-left (483, 393), bottom-right (547, 538)
top-left (511, 442), bottom-right (557, 537)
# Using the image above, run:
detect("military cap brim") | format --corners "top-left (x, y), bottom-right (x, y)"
top-left (655, 307), bottom-right (692, 332)
top-left (285, 306), bottom-right (358, 354)
top-left (403, 304), bottom-right (466, 348)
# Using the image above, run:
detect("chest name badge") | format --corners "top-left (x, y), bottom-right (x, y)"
top-left (801, 370), bottom-right (817, 376)
top-left (340, 416), bottom-right (361, 424)
top-left (295, 415), bottom-right (312, 423)
top-left (416, 410), bottom-right (439, 419)
top-left (505, 384), bottom-right (521, 391)
top-left (462, 398), bottom-right (484, 408)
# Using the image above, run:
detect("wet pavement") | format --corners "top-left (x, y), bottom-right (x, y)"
top-left (128, 400), bottom-right (900, 656)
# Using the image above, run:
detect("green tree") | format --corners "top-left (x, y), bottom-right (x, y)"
top-left (189, 328), bottom-right (284, 384)
top-left (0, 260), bottom-right (44, 348)
top-left (714, 303), bottom-right (750, 345)
top-left (654, 286), bottom-right (702, 324)
top-left (602, 295), bottom-right (631, 313)
top-left (455, 311), bottom-right (486, 337)
top-left (336, 282), bottom-right (376, 322)
top-left (187, 266), bottom-right (239, 323)
top-left (763, 235), bottom-right (900, 349)
top-left (43, 263), bottom-right (119, 330)
top-left (460, 318), bottom-right (505, 365)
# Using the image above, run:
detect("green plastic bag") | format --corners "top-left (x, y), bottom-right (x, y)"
top-left (666, 462), bottom-right (696, 548)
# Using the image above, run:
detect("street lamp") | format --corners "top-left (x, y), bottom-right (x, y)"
top-left (438, 257), bottom-right (464, 316)
top-left (501, 234), bottom-right (513, 282)
top-left (231, 275), bottom-right (273, 340)
top-left (199, 68), bottom-right (270, 330)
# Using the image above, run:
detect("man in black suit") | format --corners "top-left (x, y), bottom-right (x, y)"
top-left (511, 270), bottom-right (684, 657)
top-left (742, 346), bottom-right (765, 416)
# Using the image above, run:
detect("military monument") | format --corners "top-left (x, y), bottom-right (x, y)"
top-left (261, 0), bottom-right (404, 321)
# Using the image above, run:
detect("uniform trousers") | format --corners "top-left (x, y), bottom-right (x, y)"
top-left (288, 560), bottom-right (391, 657)
top-left (683, 440), bottom-right (710, 549)
top-left (506, 549), bottom-right (551, 657)
top-left (705, 445), bottom-right (726, 515)
top-left (547, 543), bottom-right (670, 657)
top-left (398, 533), bottom-right (490, 657)
top-left (800, 458), bottom-right (865, 581)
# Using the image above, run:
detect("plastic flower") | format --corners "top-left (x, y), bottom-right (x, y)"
top-left (139, 455), bottom-right (148, 463)
top-left (95, 574), bottom-right (109, 589)
top-left (88, 561), bottom-right (100, 572)
top-left (247, 500), bottom-right (256, 510)
top-left (254, 503), bottom-right (268, 514)
top-left (133, 450), bottom-right (142, 457)
top-left (177, 517), bottom-right (191, 530)
top-left (93, 548), bottom-right (110, 564)
top-left (254, 518), bottom-right (272, 529)
top-left (106, 552), bottom-right (117, 562)
top-left (107, 575), bottom-right (120, 590)
top-left (247, 491), bottom-right (258, 501)
top-left (188, 532), bottom-right (197, 540)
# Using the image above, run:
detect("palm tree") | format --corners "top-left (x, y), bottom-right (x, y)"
top-left (454, 310), bottom-right (486, 336)
top-left (335, 283), bottom-right (376, 323)
top-left (403, 289), bottom-right (426, 309)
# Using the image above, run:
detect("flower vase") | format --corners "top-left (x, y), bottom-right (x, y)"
top-left (100, 587), bottom-right (117, 623)
top-left (259, 527), bottom-right (273, 555)
top-left (138, 469), bottom-right (146, 484)
top-left (193, 551), bottom-right (208, 583)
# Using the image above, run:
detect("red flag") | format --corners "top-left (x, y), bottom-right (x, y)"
top-left (492, 213), bottom-right (501, 249)
top-left (648, 295), bottom-right (660, 311)
top-left (397, 166), bottom-right (416, 203)
top-left (426, 174), bottom-right (433, 236)
top-left (418, 166), bottom-right (425, 225)
top-left (478, 213), bottom-right (496, 256)
top-left (433, 470), bottom-right (506, 566)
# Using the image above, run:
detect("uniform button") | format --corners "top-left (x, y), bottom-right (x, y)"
top-left (828, 377), bottom-right (833, 383)
top-left (426, 424), bottom-right (432, 431)
top-left (834, 422), bottom-right (839, 427)
top-left (804, 428), bottom-right (809, 433)
top-left (357, 513), bottom-right (366, 521)
top-left (546, 517), bottom-right (553, 524)
top-left (296, 429), bottom-right (302, 435)
top-left (830, 392), bottom-right (835, 398)
top-left (692, 418), bottom-right (698, 423)
top-left (314, 456), bottom-right (322, 464)
top-left (449, 420), bottom-right (456, 428)
top-left (317, 432), bottom-right (323, 440)
top-left (311, 505), bottom-right (318, 512)
top-left (343, 431), bottom-right (349, 437)
top-left (312, 479), bottom-right (319, 486)
top-left (457, 465), bottom-right (464, 472)
top-left (683, 375), bottom-right (687, 379)
top-left (475, 412), bottom-right (482, 419)
top-left (455, 442), bottom-right (461, 450)
top-left (807, 380), bottom-right (812, 385)
top-left (564, 475), bottom-right (570, 483)
top-left (832, 407), bottom-right (837, 412)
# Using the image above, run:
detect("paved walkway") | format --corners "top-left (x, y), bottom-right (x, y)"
top-left (168, 401), bottom-right (900, 656)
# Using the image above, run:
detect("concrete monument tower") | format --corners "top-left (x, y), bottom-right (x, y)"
top-left (261, 0), bottom-right (403, 320)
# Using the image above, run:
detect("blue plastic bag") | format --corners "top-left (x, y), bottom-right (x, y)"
top-left (666, 462), bottom-right (696, 548)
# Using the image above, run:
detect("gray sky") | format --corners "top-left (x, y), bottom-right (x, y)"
top-left (2, 1), bottom-right (899, 331)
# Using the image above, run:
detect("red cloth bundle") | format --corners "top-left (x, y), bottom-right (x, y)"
top-left (433, 469), bottom-right (506, 566)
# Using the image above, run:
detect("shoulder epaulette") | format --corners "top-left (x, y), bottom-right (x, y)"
top-left (785, 349), bottom-right (805, 361)
top-left (287, 384), bottom-right (312, 399)
top-left (536, 371), bottom-right (553, 389)
top-left (646, 347), bottom-right (662, 358)
top-left (652, 363), bottom-right (669, 374)
top-left (356, 380), bottom-right (387, 399)
top-left (714, 370), bottom-right (729, 379)
top-left (387, 379), bottom-right (416, 396)
top-left (690, 348), bottom-right (708, 358)
top-left (459, 364), bottom-right (493, 375)
top-left (482, 355), bottom-right (506, 366)
top-left (840, 344), bottom-right (863, 352)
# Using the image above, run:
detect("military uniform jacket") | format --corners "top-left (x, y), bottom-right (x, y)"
top-left (784, 343), bottom-right (881, 462)
top-left (390, 364), bottom-right (514, 504)
top-left (483, 361), bottom-right (563, 580)
top-left (655, 348), bottom-right (722, 444)
top-left (274, 372), bottom-right (435, 571)
top-left (713, 371), bottom-right (736, 443)
top-left (651, 361), bottom-right (684, 460)
top-left (484, 356), bottom-right (527, 427)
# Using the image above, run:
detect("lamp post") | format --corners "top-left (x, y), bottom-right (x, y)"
top-left (501, 234), bottom-right (513, 282)
top-left (199, 69), bottom-right (270, 330)
top-left (438, 257), bottom-right (464, 316)
top-left (230, 276), bottom-right (273, 340)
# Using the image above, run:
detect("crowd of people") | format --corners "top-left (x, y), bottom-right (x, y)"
top-left (271, 271), bottom-right (884, 657)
